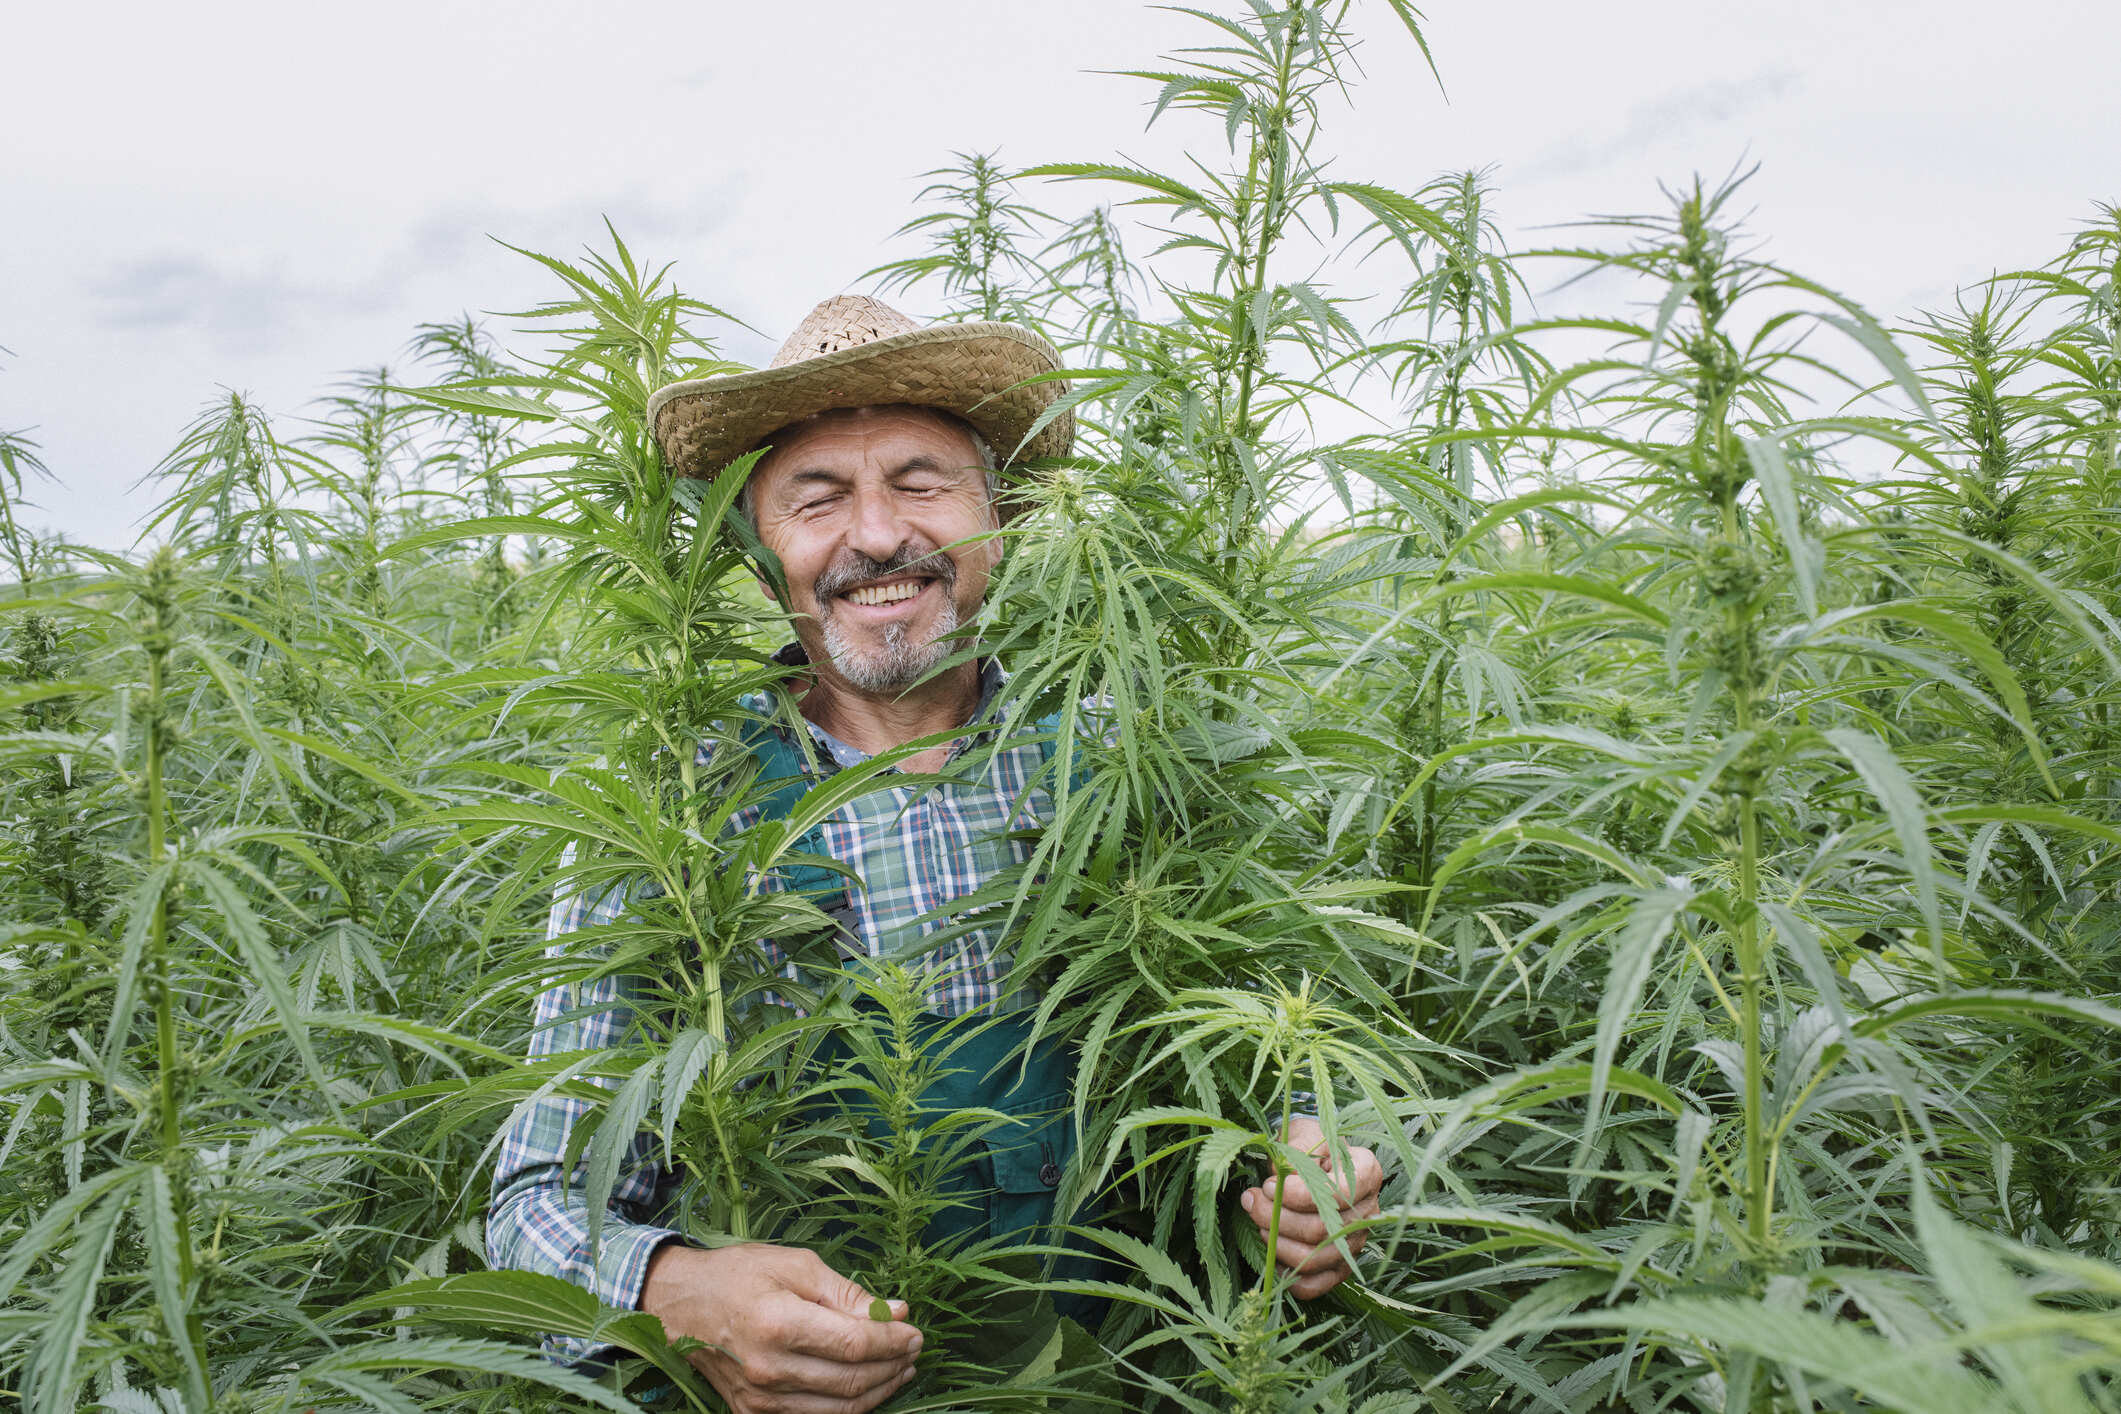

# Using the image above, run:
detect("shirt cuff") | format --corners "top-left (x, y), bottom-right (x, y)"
top-left (599, 1223), bottom-right (686, 1313)
top-left (545, 1225), bottom-right (687, 1369)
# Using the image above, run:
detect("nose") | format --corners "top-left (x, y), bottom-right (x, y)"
top-left (843, 482), bottom-right (910, 564)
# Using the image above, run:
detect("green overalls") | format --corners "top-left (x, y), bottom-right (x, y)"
top-left (738, 712), bottom-right (1107, 1322)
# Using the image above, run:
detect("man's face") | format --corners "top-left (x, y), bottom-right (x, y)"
top-left (748, 405), bottom-right (1002, 695)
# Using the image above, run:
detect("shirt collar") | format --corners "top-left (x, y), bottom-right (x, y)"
top-left (769, 641), bottom-right (1010, 769)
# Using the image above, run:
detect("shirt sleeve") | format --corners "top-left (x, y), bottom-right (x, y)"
top-left (486, 846), bottom-right (685, 1367)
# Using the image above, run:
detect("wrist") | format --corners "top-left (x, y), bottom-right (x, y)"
top-left (640, 1239), bottom-right (709, 1320)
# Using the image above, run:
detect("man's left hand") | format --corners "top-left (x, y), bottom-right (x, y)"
top-left (1236, 1116), bottom-right (1383, 1300)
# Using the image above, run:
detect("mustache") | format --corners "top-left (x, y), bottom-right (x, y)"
top-left (813, 544), bottom-right (956, 601)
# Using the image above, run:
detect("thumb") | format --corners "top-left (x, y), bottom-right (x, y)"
top-left (780, 1250), bottom-right (907, 1321)
top-left (832, 1280), bottom-right (910, 1323)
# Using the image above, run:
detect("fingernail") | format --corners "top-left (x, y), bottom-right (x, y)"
top-left (1241, 1190), bottom-right (1256, 1211)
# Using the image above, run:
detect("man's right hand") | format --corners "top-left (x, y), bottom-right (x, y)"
top-left (640, 1242), bottom-right (922, 1414)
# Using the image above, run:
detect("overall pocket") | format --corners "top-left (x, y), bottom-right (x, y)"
top-left (981, 1089), bottom-right (1071, 1243)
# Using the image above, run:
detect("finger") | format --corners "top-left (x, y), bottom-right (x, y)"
top-left (1247, 1184), bottom-right (1381, 1237)
top-left (783, 1251), bottom-right (910, 1325)
top-left (1276, 1213), bottom-right (1331, 1245)
top-left (1253, 1200), bottom-right (1329, 1244)
top-left (1244, 1183), bottom-right (1322, 1228)
top-left (741, 1366), bottom-right (917, 1414)
top-left (779, 1303), bottom-right (924, 1365)
top-left (1277, 1151), bottom-right (1380, 1214)
top-left (1258, 1209), bottom-right (1374, 1250)
top-left (859, 1365), bottom-right (922, 1413)
top-left (827, 1282), bottom-right (910, 1325)
top-left (1291, 1265), bottom-right (1352, 1301)
top-left (1267, 1205), bottom-right (1380, 1270)
top-left (1349, 1145), bottom-right (1384, 1202)
top-left (1287, 1137), bottom-right (1383, 1195)
top-left (1301, 1160), bottom-right (1360, 1207)
top-left (1270, 1232), bottom-right (1350, 1276)
top-left (1271, 1173), bottom-right (1322, 1213)
top-left (748, 1350), bottom-right (919, 1401)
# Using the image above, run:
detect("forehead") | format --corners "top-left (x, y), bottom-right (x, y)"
top-left (752, 406), bottom-right (981, 489)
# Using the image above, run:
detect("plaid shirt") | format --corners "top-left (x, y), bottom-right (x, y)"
top-left (487, 654), bottom-right (1055, 1361)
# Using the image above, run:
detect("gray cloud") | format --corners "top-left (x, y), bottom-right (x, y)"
top-left (405, 183), bottom-right (746, 265)
top-left (86, 181), bottom-right (747, 360)
top-left (1517, 69), bottom-right (1801, 183)
top-left (90, 255), bottom-right (352, 351)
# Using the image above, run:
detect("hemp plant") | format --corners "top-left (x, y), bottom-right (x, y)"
top-left (0, 421), bottom-right (53, 593)
top-left (1338, 165), bottom-right (1556, 954)
top-left (869, 151), bottom-right (1059, 328)
top-left (1875, 280), bottom-right (2121, 1249)
top-left (1342, 173), bottom-right (2121, 1408)
top-left (1028, 0), bottom-right (1434, 616)
top-left (933, 1), bottom-right (1468, 1399)
top-left (0, 546), bottom-right (360, 1411)
top-left (412, 315), bottom-right (538, 640)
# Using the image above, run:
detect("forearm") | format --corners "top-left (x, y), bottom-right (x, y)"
top-left (489, 856), bottom-right (682, 1362)
top-left (488, 1159), bottom-right (682, 1300)
top-left (488, 1116), bottom-right (689, 1364)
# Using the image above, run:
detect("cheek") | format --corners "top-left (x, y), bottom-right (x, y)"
top-left (952, 542), bottom-right (1001, 599)
top-left (764, 535), bottom-right (827, 605)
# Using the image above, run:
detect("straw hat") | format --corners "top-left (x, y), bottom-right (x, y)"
top-left (646, 295), bottom-right (1073, 480)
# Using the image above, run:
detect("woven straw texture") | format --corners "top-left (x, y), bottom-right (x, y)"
top-left (646, 295), bottom-right (1073, 479)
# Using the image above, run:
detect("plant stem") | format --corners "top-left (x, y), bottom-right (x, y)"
top-left (139, 554), bottom-right (212, 1376)
top-left (1721, 493), bottom-right (1771, 1254)
top-left (1259, 1082), bottom-right (1296, 1298)
top-left (1216, 0), bottom-right (1304, 623)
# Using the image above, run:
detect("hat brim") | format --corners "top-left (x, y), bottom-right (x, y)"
top-left (646, 321), bottom-right (1073, 480)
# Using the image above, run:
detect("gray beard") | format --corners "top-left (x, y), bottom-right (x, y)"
top-left (820, 593), bottom-right (960, 693)
top-left (813, 543), bottom-right (963, 693)
top-left (814, 568), bottom-right (967, 691)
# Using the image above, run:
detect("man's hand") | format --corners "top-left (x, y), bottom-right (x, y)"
top-left (1236, 1116), bottom-right (1384, 1300)
top-left (641, 1242), bottom-right (922, 1414)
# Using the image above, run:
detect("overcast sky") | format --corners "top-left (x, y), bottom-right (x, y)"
top-left (4, 0), bottom-right (2115, 548)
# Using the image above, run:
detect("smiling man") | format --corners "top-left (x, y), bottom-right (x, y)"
top-left (488, 296), bottom-right (1383, 1414)
top-left (745, 402), bottom-right (1002, 770)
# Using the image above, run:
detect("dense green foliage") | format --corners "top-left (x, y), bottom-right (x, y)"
top-left (6, 2), bottom-right (2121, 1409)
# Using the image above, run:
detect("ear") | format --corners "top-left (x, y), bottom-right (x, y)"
top-left (756, 575), bottom-right (781, 605)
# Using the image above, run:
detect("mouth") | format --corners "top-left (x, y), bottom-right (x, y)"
top-left (835, 575), bottom-right (939, 610)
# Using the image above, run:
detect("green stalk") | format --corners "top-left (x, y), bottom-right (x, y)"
top-left (138, 553), bottom-right (212, 1376)
top-left (1223, 2), bottom-right (1303, 541)
top-left (1411, 210), bottom-right (1478, 913)
top-left (1717, 438), bottom-right (1772, 1256)
top-left (1732, 699), bottom-right (1770, 1249)
top-left (706, 960), bottom-right (749, 1238)
top-left (1677, 177), bottom-right (1775, 1257)
top-left (1258, 1076), bottom-right (1297, 1299)
top-left (1206, 0), bottom-right (1305, 683)
top-left (677, 875), bottom-right (747, 1236)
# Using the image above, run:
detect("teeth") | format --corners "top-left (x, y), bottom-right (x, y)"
top-left (845, 580), bottom-right (926, 606)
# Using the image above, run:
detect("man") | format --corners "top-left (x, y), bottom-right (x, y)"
top-left (489, 295), bottom-right (1384, 1414)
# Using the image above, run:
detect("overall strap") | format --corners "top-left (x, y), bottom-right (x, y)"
top-left (1031, 707), bottom-right (1096, 795)
top-left (733, 713), bottom-right (850, 906)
